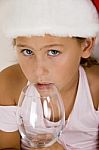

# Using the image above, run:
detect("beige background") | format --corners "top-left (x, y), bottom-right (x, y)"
top-left (0, 34), bottom-right (17, 71)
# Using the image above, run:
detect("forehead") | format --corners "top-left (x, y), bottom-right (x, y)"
top-left (16, 34), bottom-right (76, 43)
top-left (15, 35), bottom-right (79, 50)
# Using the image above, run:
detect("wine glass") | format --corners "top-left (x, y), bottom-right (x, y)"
top-left (17, 83), bottom-right (65, 148)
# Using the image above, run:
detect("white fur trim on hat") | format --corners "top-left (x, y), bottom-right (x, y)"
top-left (0, 0), bottom-right (99, 39)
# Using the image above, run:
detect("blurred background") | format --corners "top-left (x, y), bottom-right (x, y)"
top-left (0, 33), bottom-right (17, 71)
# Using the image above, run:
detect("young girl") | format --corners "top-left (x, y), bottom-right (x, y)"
top-left (0, 0), bottom-right (99, 149)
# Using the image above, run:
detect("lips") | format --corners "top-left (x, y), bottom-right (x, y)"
top-left (35, 83), bottom-right (53, 90)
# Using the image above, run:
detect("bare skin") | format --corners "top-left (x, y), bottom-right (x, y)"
top-left (0, 36), bottom-right (99, 149)
top-left (0, 64), bottom-right (27, 150)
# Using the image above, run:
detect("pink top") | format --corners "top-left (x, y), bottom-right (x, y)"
top-left (0, 66), bottom-right (99, 149)
top-left (59, 66), bottom-right (99, 150)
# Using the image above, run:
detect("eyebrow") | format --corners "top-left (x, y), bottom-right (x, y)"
top-left (16, 43), bottom-right (64, 50)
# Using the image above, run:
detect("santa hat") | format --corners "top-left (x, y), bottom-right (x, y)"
top-left (92, 0), bottom-right (99, 12)
top-left (0, 0), bottom-right (98, 39)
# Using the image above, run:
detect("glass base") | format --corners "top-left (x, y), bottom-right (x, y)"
top-left (29, 137), bottom-right (57, 148)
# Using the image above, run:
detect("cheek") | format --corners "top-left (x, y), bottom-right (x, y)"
top-left (17, 52), bottom-right (32, 69)
top-left (17, 58), bottom-right (33, 80)
top-left (20, 63), bottom-right (32, 79)
top-left (52, 55), bottom-right (80, 88)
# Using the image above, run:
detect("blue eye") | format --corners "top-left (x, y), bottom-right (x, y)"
top-left (48, 50), bottom-right (60, 56)
top-left (21, 49), bottom-right (33, 56)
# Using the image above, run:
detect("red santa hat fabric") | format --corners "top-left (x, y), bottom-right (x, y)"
top-left (92, 0), bottom-right (99, 12)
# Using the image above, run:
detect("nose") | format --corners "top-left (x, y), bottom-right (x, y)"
top-left (34, 57), bottom-right (49, 79)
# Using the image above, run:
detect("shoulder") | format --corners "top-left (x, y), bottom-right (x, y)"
top-left (84, 65), bottom-right (99, 110)
top-left (0, 64), bottom-right (27, 106)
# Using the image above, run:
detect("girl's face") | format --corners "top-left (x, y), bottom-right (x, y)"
top-left (15, 35), bottom-right (87, 94)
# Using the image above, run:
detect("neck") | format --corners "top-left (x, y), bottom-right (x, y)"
top-left (60, 70), bottom-right (79, 119)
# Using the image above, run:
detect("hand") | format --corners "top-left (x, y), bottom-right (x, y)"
top-left (30, 142), bottom-right (64, 150)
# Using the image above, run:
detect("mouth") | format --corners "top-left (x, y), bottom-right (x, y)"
top-left (35, 83), bottom-right (53, 90)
